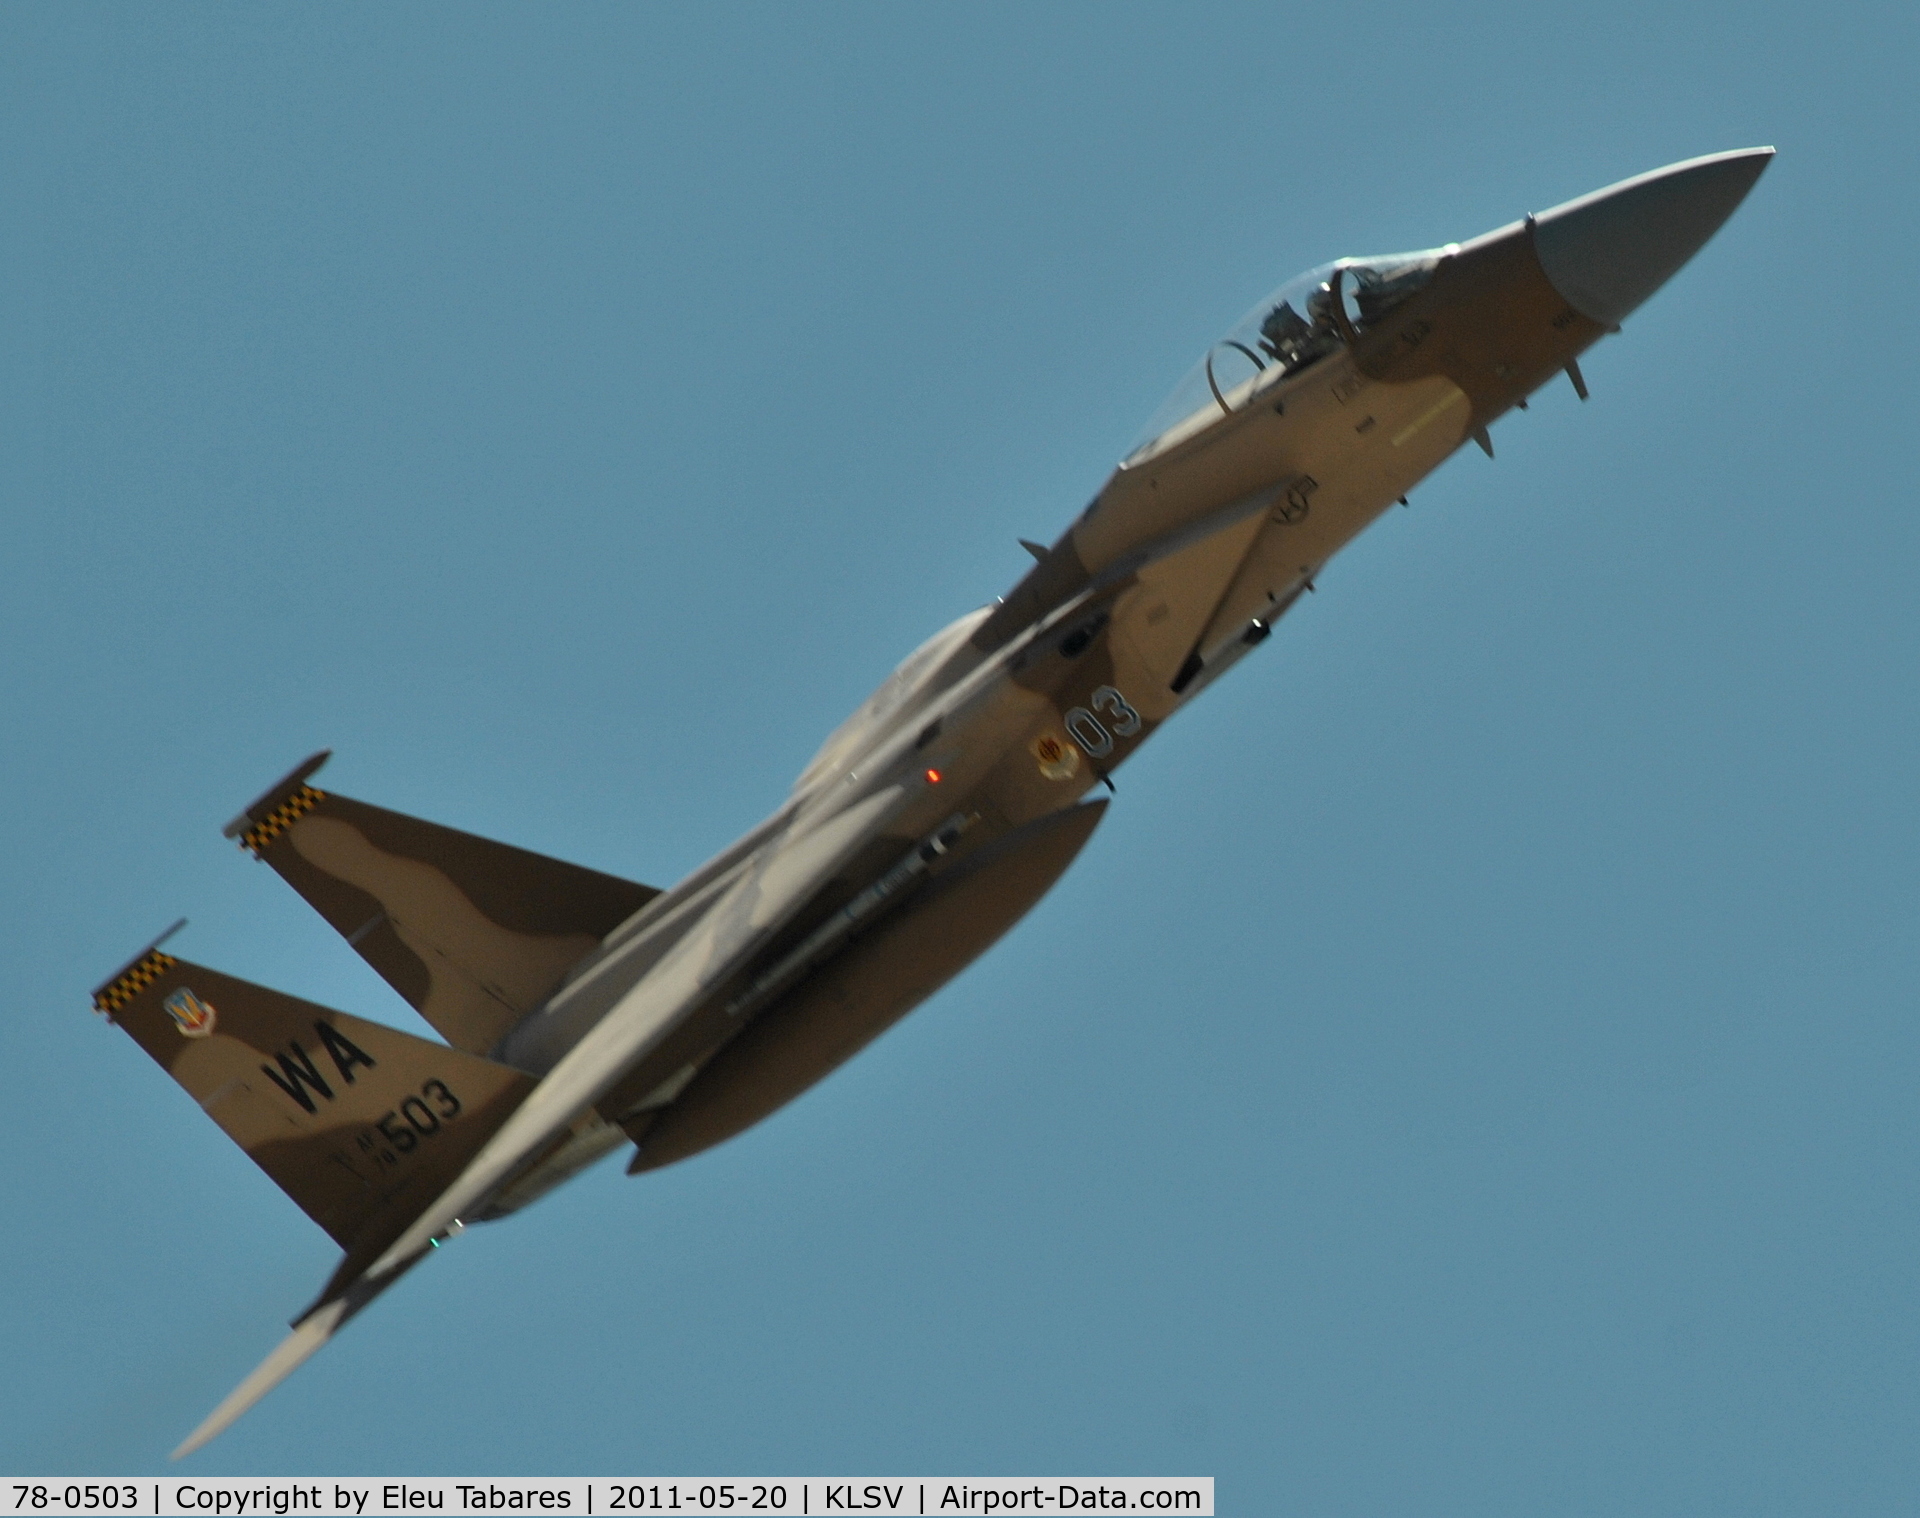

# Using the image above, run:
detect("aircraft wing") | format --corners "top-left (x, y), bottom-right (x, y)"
top-left (173, 1281), bottom-right (384, 1458)
top-left (172, 780), bottom-right (914, 1455)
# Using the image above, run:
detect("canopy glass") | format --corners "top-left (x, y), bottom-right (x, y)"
top-left (1124, 249), bottom-right (1449, 466)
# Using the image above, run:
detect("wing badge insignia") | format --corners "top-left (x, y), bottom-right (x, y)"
top-left (163, 987), bottom-right (218, 1039)
top-left (1030, 732), bottom-right (1081, 781)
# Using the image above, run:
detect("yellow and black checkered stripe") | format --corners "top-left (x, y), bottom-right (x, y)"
top-left (239, 784), bottom-right (326, 856)
top-left (93, 949), bottom-right (177, 1016)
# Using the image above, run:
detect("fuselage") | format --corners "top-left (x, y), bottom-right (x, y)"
top-left (150, 148), bottom-right (1775, 1458)
top-left (471, 153), bottom-right (1774, 1216)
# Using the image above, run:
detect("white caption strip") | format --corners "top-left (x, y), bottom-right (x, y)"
top-left (1, 1481), bottom-right (1213, 1518)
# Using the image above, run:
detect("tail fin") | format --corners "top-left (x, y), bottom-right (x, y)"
top-left (222, 753), bottom-right (662, 1053)
top-left (93, 946), bottom-right (534, 1250)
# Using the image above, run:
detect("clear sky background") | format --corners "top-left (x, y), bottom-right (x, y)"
top-left (3, 2), bottom-right (1915, 1508)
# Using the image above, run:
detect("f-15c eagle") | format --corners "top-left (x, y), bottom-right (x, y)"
top-left (91, 149), bottom-right (1771, 1455)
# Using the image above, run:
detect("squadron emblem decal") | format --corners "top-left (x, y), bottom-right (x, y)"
top-left (163, 987), bottom-right (217, 1039)
top-left (1275, 475), bottom-right (1318, 525)
top-left (1030, 732), bottom-right (1081, 781)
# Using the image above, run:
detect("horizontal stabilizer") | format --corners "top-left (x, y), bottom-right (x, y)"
top-left (94, 952), bottom-right (535, 1249)
top-left (225, 754), bottom-right (662, 1053)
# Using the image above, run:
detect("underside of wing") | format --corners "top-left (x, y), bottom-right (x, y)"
top-left (169, 1268), bottom-right (405, 1459)
top-left (622, 798), bottom-right (1110, 1171)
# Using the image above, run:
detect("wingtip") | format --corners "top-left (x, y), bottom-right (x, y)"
top-left (170, 1298), bottom-right (349, 1459)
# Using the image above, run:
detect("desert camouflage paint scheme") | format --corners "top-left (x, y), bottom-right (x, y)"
top-left (89, 149), bottom-right (1772, 1455)
top-left (230, 764), bottom-right (660, 1054)
top-left (94, 954), bottom-right (533, 1278)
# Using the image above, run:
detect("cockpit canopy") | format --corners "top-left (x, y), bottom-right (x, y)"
top-left (1124, 248), bottom-right (1450, 467)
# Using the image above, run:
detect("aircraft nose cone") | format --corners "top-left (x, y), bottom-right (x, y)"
top-left (1532, 148), bottom-right (1774, 326)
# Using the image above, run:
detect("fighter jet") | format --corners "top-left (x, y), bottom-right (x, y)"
top-left (92, 148), bottom-right (1772, 1455)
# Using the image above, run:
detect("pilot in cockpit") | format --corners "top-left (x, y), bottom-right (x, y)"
top-left (1258, 283), bottom-right (1340, 374)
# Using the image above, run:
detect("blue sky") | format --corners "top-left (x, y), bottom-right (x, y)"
top-left (4, 2), bottom-right (1917, 1508)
